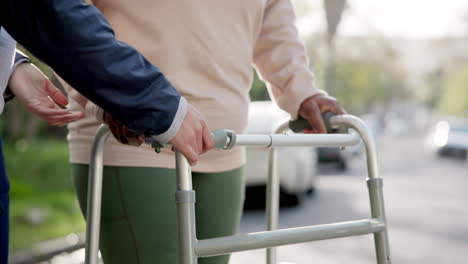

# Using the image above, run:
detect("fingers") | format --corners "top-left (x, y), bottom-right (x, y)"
top-left (8, 63), bottom-right (83, 125)
top-left (190, 107), bottom-right (205, 155)
top-left (168, 104), bottom-right (211, 165)
top-left (194, 122), bottom-right (203, 156)
top-left (191, 124), bottom-right (203, 162)
top-left (109, 118), bottom-right (128, 145)
top-left (104, 113), bottom-right (143, 147)
top-left (125, 137), bottom-right (144, 147)
top-left (35, 107), bottom-right (73, 116)
top-left (302, 128), bottom-right (315, 134)
top-left (201, 121), bottom-right (214, 153)
top-left (67, 87), bottom-right (88, 108)
top-left (183, 147), bottom-right (199, 166)
top-left (319, 97), bottom-right (346, 115)
top-left (172, 136), bottom-right (200, 165)
top-left (173, 139), bottom-right (200, 166)
top-left (46, 111), bottom-right (86, 126)
top-left (45, 80), bottom-right (69, 107)
top-left (298, 94), bottom-right (347, 134)
top-left (123, 127), bottom-right (144, 146)
top-left (301, 101), bottom-right (327, 133)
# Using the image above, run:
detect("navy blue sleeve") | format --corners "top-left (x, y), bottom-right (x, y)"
top-left (0, 0), bottom-right (181, 136)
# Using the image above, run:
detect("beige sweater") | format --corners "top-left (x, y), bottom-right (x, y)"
top-left (65, 0), bottom-right (323, 172)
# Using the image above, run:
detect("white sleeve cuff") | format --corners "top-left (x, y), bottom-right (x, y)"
top-left (84, 96), bottom-right (187, 144)
top-left (153, 96), bottom-right (188, 144)
top-left (13, 57), bottom-right (30, 68)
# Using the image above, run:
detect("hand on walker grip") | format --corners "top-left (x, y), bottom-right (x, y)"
top-left (298, 94), bottom-right (346, 134)
top-left (104, 112), bottom-right (144, 146)
top-left (169, 103), bottom-right (214, 165)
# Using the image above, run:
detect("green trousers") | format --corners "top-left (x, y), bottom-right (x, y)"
top-left (72, 164), bottom-right (245, 264)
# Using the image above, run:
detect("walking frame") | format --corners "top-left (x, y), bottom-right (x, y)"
top-left (84, 114), bottom-right (391, 264)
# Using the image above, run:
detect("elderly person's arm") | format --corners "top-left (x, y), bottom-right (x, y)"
top-left (253, 0), bottom-right (345, 133)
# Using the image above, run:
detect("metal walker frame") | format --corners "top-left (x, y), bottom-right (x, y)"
top-left (84, 114), bottom-right (391, 264)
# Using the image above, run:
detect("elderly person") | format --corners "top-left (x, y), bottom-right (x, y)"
top-left (63, 0), bottom-right (345, 264)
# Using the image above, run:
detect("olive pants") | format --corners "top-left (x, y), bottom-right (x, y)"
top-left (72, 164), bottom-right (244, 264)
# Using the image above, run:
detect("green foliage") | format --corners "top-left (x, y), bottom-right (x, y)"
top-left (5, 140), bottom-right (85, 251)
top-left (438, 65), bottom-right (468, 117)
top-left (419, 69), bottom-right (444, 110)
top-left (10, 191), bottom-right (84, 251)
top-left (327, 59), bottom-right (405, 113)
top-left (249, 70), bottom-right (270, 101)
top-left (5, 140), bottom-right (73, 190)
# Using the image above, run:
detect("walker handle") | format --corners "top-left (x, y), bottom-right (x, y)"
top-left (289, 112), bottom-right (337, 133)
top-left (146, 113), bottom-right (340, 151)
top-left (211, 129), bottom-right (236, 149)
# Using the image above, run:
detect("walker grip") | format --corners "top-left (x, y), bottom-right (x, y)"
top-left (211, 129), bottom-right (237, 149)
top-left (289, 112), bottom-right (337, 133)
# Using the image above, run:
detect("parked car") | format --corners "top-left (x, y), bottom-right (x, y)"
top-left (317, 147), bottom-right (348, 170)
top-left (315, 113), bottom-right (372, 172)
top-left (427, 118), bottom-right (468, 159)
top-left (317, 127), bottom-right (365, 171)
top-left (316, 113), bottom-right (383, 171)
top-left (244, 101), bottom-right (318, 207)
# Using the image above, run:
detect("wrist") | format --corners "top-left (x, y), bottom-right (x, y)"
top-left (152, 97), bottom-right (188, 144)
top-left (5, 51), bottom-right (32, 101)
top-left (13, 50), bottom-right (32, 68)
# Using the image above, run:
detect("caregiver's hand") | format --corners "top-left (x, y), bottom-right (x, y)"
top-left (8, 63), bottom-right (84, 126)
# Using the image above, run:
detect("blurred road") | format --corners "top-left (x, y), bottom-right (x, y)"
top-left (231, 134), bottom-right (468, 264)
top-left (45, 134), bottom-right (468, 264)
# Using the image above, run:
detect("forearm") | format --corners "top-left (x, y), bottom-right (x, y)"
top-left (253, 0), bottom-right (325, 118)
top-left (1, 0), bottom-right (181, 136)
top-left (4, 50), bottom-right (32, 102)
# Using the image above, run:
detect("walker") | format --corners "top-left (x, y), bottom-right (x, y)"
top-left (84, 113), bottom-right (391, 264)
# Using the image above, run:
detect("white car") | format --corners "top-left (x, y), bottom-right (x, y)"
top-left (244, 101), bottom-right (318, 206)
top-left (427, 118), bottom-right (468, 159)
